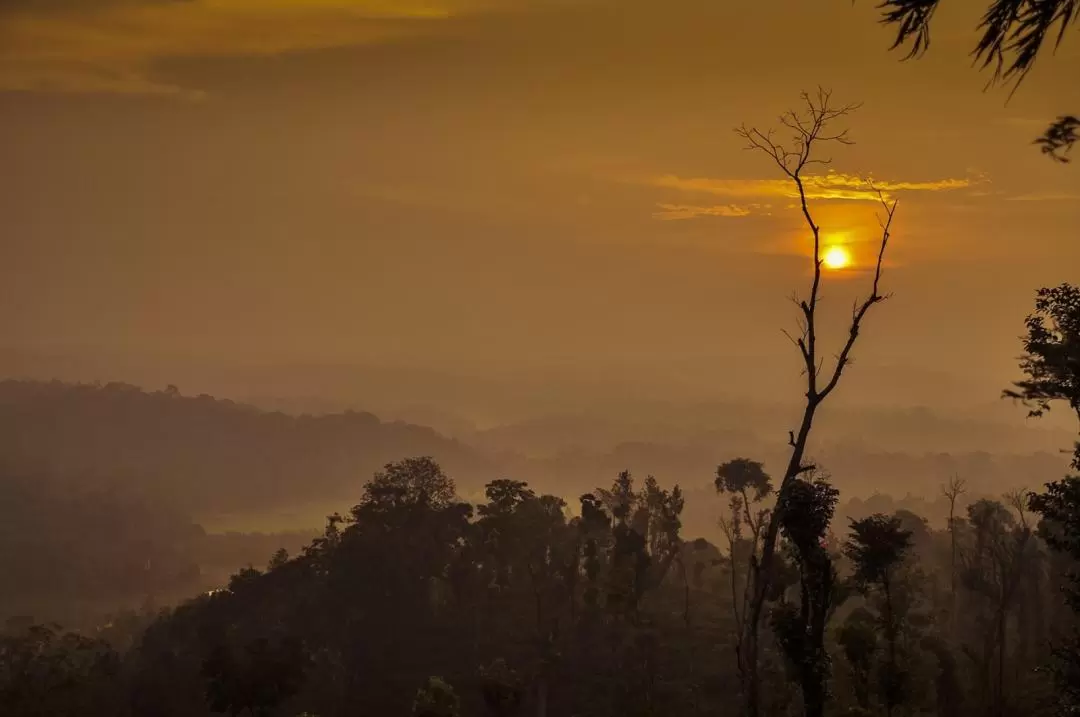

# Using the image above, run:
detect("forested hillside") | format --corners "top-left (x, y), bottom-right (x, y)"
top-left (0, 379), bottom-right (1065, 530)
top-left (5, 456), bottom-right (1078, 717)
top-left (0, 380), bottom-right (496, 515)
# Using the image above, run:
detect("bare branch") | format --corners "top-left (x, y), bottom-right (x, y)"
top-left (875, 1), bottom-right (1077, 161)
top-left (941, 473), bottom-right (967, 504)
top-left (1005, 487), bottom-right (1032, 530)
top-left (730, 91), bottom-right (896, 717)
top-left (817, 189), bottom-right (896, 400)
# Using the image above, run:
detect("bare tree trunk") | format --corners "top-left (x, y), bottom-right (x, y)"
top-left (943, 475), bottom-right (966, 639)
top-left (996, 606), bottom-right (1007, 717)
top-left (733, 88), bottom-right (897, 717)
top-left (535, 677), bottom-right (547, 717)
top-left (740, 409), bottom-right (816, 716)
top-left (883, 575), bottom-right (898, 717)
top-left (949, 516), bottom-right (958, 631)
top-left (680, 558), bottom-right (691, 628)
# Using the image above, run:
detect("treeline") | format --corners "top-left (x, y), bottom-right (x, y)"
top-left (0, 379), bottom-right (1064, 538)
top-left (5, 456), bottom-right (1077, 717)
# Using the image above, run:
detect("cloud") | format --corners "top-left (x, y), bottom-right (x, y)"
top-left (0, 0), bottom-right (509, 95)
top-left (646, 170), bottom-right (977, 203)
top-left (652, 203), bottom-right (755, 220)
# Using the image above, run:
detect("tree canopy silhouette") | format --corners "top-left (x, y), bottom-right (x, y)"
top-left (1005, 283), bottom-right (1080, 468)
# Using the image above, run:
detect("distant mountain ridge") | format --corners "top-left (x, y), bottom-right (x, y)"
top-left (0, 380), bottom-right (498, 517)
top-left (0, 379), bottom-right (1071, 540)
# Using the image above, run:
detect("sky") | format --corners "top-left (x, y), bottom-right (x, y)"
top-left (1, 0), bottom-right (1079, 419)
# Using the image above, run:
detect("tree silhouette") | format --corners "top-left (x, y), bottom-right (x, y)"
top-left (361, 456), bottom-right (458, 511)
top-left (844, 515), bottom-right (914, 717)
top-left (716, 458), bottom-right (773, 633)
top-left (771, 474), bottom-right (843, 717)
top-left (732, 88), bottom-right (897, 717)
top-left (0, 624), bottom-right (122, 716)
top-left (1030, 476), bottom-right (1080, 714)
top-left (1005, 283), bottom-right (1080, 469)
top-left (955, 497), bottom-right (1035, 715)
top-left (412, 676), bottom-right (461, 717)
top-left (21, 450), bottom-right (1080, 716)
top-left (874, 0), bottom-right (1078, 160)
top-left (941, 474), bottom-right (967, 638)
top-left (838, 606), bottom-right (878, 713)
top-left (202, 635), bottom-right (308, 717)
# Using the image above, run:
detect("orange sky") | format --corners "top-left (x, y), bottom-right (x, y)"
top-left (1, 0), bottom-right (1078, 414)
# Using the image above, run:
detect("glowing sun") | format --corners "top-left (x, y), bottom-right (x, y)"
top-left (822, 246), bottom-right (851, 270)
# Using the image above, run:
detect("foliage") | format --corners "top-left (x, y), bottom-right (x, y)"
top-left (478, 659), bottom-right (525, 717)
top-left (1005, 284), bottom-right (1080, 468)
top-left (838, 607), bottom-right (878, 712)
top-left (873, 0), bottom-right (1079, 160)
top-left (412, 676), bottom-right (460, 717)
top-left (0, 624), bottom-right (122, 717)
top-left (1030, 475), bottom-right (1080, 714)
top-left (772, 475), bottom-right (843, 717)
top-left (203, 635), bottom-right (308, 717)
top-left (5, 453), bottom-right (1080, 717)
top-left (844, 515), bottom-right (915, 715)
top-left (360, 457), bottom-right (459, 512)
top-left (715, 458), bottom-right (773, 503)
top-left (844, 515), bottom-right (913, 590)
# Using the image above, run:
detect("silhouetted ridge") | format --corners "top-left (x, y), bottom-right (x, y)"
top-left (0, 380), bottom-right (495, 515)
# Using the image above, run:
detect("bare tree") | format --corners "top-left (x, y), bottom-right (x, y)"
top-left (942, 474), bottom-right (967, 636)
top-left (731, 88), bottom-right (897, 717)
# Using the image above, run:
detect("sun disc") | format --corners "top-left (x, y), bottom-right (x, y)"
top-left (822, 246), bottom-right (851, 270)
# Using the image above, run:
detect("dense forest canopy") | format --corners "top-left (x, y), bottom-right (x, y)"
top-left (3, 453), bottom-right (1077, 717)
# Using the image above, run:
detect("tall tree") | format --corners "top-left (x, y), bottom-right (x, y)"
top-left (873, 0), bottom-right (1078, 160)
top-left (771, 474), bottom-right (843, 717)
top-left (1005, 283), bottom-right (1080, 469)
top-left (477, 481), bottom-right (571, 717)
top-left (1007, 283), bottom-right (1080, 715)
top-left (837, 607), bottom-right (879, 713)
top-left (960, 497), bottom-right (1035, 716)
top-left (732, 88), bottom-right (897, 717)
top-left (942, 474), bottom-right (967, 636)
top-left (844, 515), bottom-right (915, 717)
top-left (715, 458), bottom-right (773, 631)
top-left (1029, 476), bottom-right (1080, 715)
